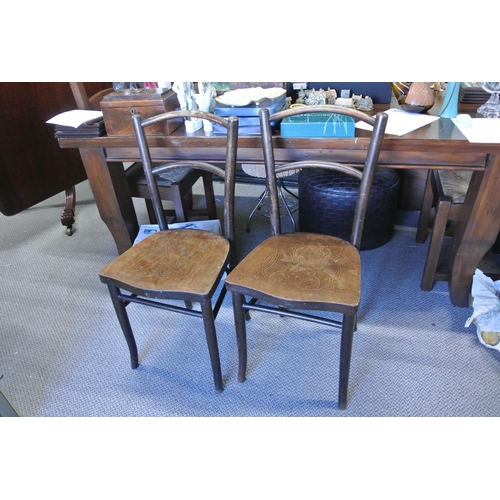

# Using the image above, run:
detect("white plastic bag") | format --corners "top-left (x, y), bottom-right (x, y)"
top-left (465, 269), bottom-right (500, 349)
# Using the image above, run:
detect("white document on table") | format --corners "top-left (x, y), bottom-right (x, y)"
top-left (451, 117), bottom-right (500, 143)
top-left (46, 110), bottom-right (103, 128)
top-left (356, 108), bottom-right (439, 136)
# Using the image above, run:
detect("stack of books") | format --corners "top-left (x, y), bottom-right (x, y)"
top-left (53, 119), bottom-right (106, 138)
top-left (459, 83), bottom-right (490, 104)
top-left (46, 110), bottom-right (106, 137)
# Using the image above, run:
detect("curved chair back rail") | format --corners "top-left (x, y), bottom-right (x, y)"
top-left (141, 109), bottom-right (234, 129)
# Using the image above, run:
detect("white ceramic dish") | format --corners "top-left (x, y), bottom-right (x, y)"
top-left (216, 87), bottom-right (286, 107)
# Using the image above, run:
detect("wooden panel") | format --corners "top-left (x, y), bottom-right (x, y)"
top-left (0, 82), bottom-right (110, 216)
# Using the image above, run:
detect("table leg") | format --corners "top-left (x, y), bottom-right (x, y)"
top-left (79, 148), bottom-right (138, 254)
top-left (449, 154), bottom-right (500, 307)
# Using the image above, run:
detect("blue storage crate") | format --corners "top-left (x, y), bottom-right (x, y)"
top-left (280, 113), bottom-right (355, 138)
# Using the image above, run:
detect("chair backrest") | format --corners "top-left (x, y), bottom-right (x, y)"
top-left (131, 110), bottom-right (239, 245)
top-left (259, 105), bottom-right (387, 249)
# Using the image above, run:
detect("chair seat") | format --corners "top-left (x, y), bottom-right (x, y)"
top-left (125, 162), bottom-right (193, 186)
top-left (226, 232), bottom-right (361, 310)
top-left (99, 229), bottom-right (230, 297)
top-left (438, 170), bottom-right (472, 203)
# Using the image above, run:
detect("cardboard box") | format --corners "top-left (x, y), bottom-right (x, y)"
top-left (280, 113), bottom-right (355, 138)
top-left (100, 88), bottom-right (182, 136)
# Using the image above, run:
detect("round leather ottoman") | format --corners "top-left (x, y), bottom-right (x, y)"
top-left (298, 168), bottom-right (400, 250)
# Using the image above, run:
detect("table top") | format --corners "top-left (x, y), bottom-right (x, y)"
top-left (57, 98), bottom-right (500, 169)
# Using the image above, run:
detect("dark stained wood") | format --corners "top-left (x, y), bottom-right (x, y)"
top-left (100, 89), bottom-right (182, 136)
top-left (0, 82), bottom-right (110, 217)
top-left (125, 163), bottom-right (217, 224)
top-left (57, 95), bottom-right (500, 307)
top-left (416, 169), bottom-right (476, 290)
top-left (225, 106), bottom-right (388, 410)
top-left (98, 111), bottom-right (239, 392)
top-left (99, 229), bottom-right (230, 295)
top-left (226, 232), bottom-right (361, 309)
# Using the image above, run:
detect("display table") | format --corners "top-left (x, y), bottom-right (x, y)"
top-left (57, 98), bottom-right (500, 307)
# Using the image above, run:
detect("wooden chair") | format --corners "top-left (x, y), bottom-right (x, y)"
top-left (98, 110), bottom-right (239, 392)
top-left (225, 105), bottom-right (388, 410)
top-left (125, 161), bottom-right (217, 224)
top-left (415, 169), bottom-right (477, 291)
top-left (71, 83), bottom-right (217, 225)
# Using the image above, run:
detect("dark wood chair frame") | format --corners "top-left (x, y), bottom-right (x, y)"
top-left (124, 161), bottom-right (218, 224)
top-left (225, 105), bottom-right (388, 409)
top-left (99, 110), bottom-right (239, 392)
top-left (415, 169), bottom-right (482, 291)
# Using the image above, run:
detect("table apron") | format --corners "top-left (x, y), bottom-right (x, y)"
top-left (104, 147), bottom-right (488, 171)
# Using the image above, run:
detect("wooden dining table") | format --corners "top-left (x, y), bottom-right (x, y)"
top-left (57, 97), bottom-right (500, 308)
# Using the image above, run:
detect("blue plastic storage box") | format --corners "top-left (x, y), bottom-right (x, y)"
top-left (280, 113), bottom-right (355, 138)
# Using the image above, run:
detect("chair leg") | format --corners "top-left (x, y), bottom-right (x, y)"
top-left (200, 300), bottom-right (223, 392)
top-left (171, 186), bottom-right (188, 222)
top-left (416, 171), bottom-right (435, 244)
top-left (184, 189), bottom-right (194, 209)
top-left (61, 186), bottom-right (76, 235)
top-left (420, 197), bottom-right (452, 291)
top-left (145, 199), bottom-right (158, 224)
top-left (338, 313), bottom-right (356, 410)
top-left (201, 171), bottom-right (218, 219)
top-left (231, 292), bottom-right (248, 383)
top-left (107, 285), bottom-right (139, 369)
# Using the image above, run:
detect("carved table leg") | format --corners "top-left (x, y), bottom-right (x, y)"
top-left (60, 186), bottom-right (76, 235)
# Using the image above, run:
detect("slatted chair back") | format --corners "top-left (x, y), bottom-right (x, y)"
top-left (132, 110), bottom-right (239, 262)
top-left (260, 105), bottom-right (388, 249)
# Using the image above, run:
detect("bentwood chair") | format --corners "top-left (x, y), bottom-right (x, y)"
top-left (98, 110), bottom-right (239, 392)
top-left (225, 105), bottom-right (388, 409)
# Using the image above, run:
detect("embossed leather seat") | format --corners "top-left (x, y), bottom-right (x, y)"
top-left (98, 110), bottom-right (239, 392)
top-left (225, 105), bottom-right (388, 409)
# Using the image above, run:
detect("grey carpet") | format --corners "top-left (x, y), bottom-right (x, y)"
top-left (1, 178), bottom-right (500, 417)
